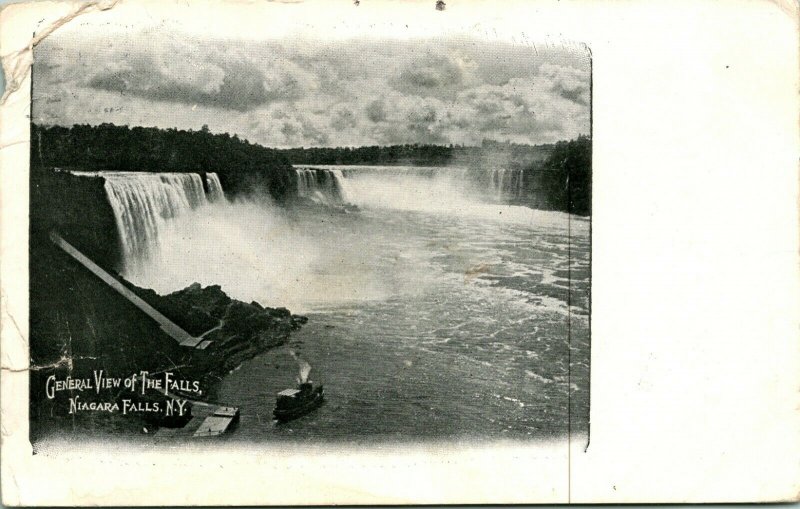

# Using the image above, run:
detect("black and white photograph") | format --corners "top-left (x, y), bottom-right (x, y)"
top-left (27, 7), bottom-right (591, 448)
top-left (2, 0), bottom-right (798, 505)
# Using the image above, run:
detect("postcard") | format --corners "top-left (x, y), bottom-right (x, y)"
top-left (1, 0), bottom-right (798, 505)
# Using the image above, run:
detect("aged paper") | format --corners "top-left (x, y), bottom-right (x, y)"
top-left (1, 0), bottom-right (798, 505)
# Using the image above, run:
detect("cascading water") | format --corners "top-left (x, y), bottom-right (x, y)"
top-left (294, 165), bottom-right (526, 209)
top-left (295, 167), bottom-right (349, 205)
top-left (71, 171), bottom-right (225, 274)
top-left (205, 172), bottom-right (226, 203)
top-left (488, 168), bottom-right (524, 199)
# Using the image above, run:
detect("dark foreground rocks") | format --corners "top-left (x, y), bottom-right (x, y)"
top-left (128, 282), bottom-right (307, 391)
top-left (29, 235), bottom-right (306, 441)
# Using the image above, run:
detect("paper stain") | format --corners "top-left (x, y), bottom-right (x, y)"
top-left (464, 262), bottom-right (491, 281)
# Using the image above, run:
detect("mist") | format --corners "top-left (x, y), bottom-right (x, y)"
top-left (340, 168), bottom-right (582, 230)
top-left (123, 197), bottom-right (432, 313)
top-left (120, 168), bottom-right (584, 314)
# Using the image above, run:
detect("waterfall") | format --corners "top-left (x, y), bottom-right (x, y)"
top-left (70, 171), bottom-right (224, 274)
top-left (205, 172), bottom-right (226, 203)
top-left (488, 168), bottom-right (524, 199)
top-left (292, 165), bottom-right (525, 209)
top-left (294, 167), bottom-right (349, 205)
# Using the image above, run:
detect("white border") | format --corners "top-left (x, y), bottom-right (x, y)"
top-left (2, 0), bottom-right (799, 504)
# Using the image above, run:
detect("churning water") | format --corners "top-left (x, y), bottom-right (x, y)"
top-left (91, 166), bottom-right (590, 442)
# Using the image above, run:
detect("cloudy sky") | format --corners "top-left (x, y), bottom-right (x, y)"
top-left (33, 30), bottom-right (590, 148)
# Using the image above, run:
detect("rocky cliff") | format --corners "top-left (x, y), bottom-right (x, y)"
top-left (29, 233), bottom-right (305, 441)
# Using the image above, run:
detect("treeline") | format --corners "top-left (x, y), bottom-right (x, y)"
top-left (281, 144), bottom-right (453, 166)
top-left (279, 139), bottom-right (554, 168)
top-left (31, 123), bottom-right (294, 199)
top-left (523, 135), bottom-right (591, 216)
top-left (31, 123), bottom-right (590, 215)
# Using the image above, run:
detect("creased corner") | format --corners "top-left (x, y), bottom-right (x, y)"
top-left (0, 0), bottom-right (120, 106)
top-left (0, 287), bottom-right (28, 372)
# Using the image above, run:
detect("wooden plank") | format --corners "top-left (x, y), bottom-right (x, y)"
top-left (193, 415), bottom-right (234, 437)
top-left (214, 406), bottom-right (239, 417)
top-left (49, 232), bottom-right (203, 347)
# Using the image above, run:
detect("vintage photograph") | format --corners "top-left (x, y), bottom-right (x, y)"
top-left (5, 0), bottom-right (799, 505)
top-left (27, 15), bottom-right (591, 449)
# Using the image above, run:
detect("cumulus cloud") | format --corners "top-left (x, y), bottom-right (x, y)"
top-left (33, 33), bottom-right (590, 147)
top-left (247, 105), bottom-right (330, 147)
top-left (80, 38), bottom-right (320, 113)
top-left (260, 57), bottom-right (319, 103)
top-left (329, 104), bottom-right (358, 130)
top-left (87, 53), bottom-right (271, 112)
top-left (392, 54), bottom-right (464, 97)
top-left (365, 98), bottom-right (388, 123)
top-left (374, 95), bottom-right (449, 145)
top-left (540, 63), bottom-right (590, 106)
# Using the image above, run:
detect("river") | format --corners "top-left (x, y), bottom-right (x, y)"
top-left (116, 165), bottom-right (590, 443)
